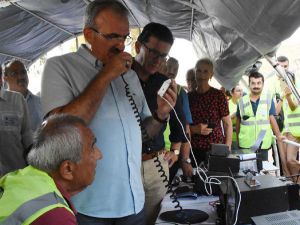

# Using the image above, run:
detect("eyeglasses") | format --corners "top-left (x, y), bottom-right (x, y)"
top-left (90, 28), bottom-right (132, 46)
top-left (142, 44), bottom-right (169, 60)
top-left (6, 70), bottom-right (27, 77)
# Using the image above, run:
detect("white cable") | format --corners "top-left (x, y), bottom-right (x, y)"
top-left (161, 95), bottom-right (241, 225)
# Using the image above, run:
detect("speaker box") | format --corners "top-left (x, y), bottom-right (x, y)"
top-left (226, 175), bottom-right (300, 224)
top-left (208, 154), bottom-right (240, 173)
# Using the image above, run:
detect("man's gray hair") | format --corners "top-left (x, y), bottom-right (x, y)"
top-left (84, 0), bottom-right (128, 28)
top-left (27, 114), bottom-right (87, 172)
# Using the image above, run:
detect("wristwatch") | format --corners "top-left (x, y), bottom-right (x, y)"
top-left (181, 158), bottom-right (191, 164)
top-left (171, 149), bottom-right (180, 156)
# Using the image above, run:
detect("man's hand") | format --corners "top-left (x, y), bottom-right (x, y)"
top-left (276, 134), bottom-right (286, 142)
top-left (283, 86), bottom-right (292, 97)
top-left (101, 52), bottom-right (133, 82)
top-left (164, 151), bottom-right (178, 168)
top-left (181, 162), bottom-right (193, 177)
top-left (156, 80), bottom-right (177, 120)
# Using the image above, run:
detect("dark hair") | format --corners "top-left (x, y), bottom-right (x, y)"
top-left (277, 56), bottom-right (289, 63)
top-left (2, 59), bottom-right (26, 76)
top-left (248, 71), bottom-right (264, 84)
top-left (84, 0), bottom-right (128, 28)
top-left (137, 22), bottom-right (174, 45)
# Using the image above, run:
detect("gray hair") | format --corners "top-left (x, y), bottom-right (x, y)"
top-left (195, 58), bottom-right (214, 70)
top-left (27, 114), bottom-right (87, 172)
top-left (84, 0), bottom-right (128, 28)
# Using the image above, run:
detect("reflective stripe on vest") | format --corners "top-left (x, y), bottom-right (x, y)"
top-left (287, 113), bottom-right (300, 119)
top-left (241, 120), bottom-right (270, 126)
top-left (288, 122), bottom-right (300, 127)
top-left (2, 192), bottom-right (67, 225)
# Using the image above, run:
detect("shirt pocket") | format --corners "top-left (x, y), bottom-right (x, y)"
top-left (0, 112), bottom-right (21, 132)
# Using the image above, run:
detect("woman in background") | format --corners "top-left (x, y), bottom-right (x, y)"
top-left (188, 58), bottom-right (232, 165)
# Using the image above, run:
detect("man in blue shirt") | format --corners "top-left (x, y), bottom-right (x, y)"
top-left (41, 1), bottom-right (177, 225)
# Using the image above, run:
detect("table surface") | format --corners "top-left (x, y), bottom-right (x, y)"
top-left (156, 192), bottom-right (219, 225)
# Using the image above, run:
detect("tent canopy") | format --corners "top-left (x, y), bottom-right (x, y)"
top-left (1, 0), bottom-right (300, 89)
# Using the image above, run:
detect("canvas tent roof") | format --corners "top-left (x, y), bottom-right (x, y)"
top-left (1, 0), bottom-right (300, 89)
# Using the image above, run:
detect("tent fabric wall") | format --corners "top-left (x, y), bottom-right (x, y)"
top-left (1, 0), bottom-right (300, 88)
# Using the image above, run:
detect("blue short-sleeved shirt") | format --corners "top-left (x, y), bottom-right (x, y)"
top-left (41, 45), bottom-right (151, 217)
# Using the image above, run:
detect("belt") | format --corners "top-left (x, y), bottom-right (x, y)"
top-left (142, 149), bottom-right (165, 161)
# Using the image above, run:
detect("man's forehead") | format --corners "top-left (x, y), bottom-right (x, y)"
top-left (95, 9), bottom-right (129, 31)
top-left (250, 77), bottom-right (263, 83)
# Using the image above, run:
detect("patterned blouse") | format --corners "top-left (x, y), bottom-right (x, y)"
top-left (188, 87), bottom-right (229, 151)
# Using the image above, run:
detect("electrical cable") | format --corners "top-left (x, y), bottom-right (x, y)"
top-left (121, 75), bottom-right (183, 213)
top-left (161, 95), bottom-right (242, 225)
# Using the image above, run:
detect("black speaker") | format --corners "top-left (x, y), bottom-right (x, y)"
top-left (220, 175), bottom-right (300, 224)
top-left (208, 154), bottom-right (240, 173)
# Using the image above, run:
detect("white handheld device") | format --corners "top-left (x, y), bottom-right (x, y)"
top-left (158, 79), bottom-right (172, 97)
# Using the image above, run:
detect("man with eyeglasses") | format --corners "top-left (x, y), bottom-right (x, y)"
top-left (3, 60), bottom-right (42, 131)
top-left (0, 63), bottom-right (32, 177)
top-left (133, 23), bottom-right (187, 225)
top-left (41, 1), bottom-right (177, 225)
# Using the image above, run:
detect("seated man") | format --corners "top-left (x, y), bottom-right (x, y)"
top-left (0, 114), bottom-right (102, 225)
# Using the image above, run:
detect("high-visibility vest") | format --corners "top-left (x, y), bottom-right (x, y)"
top-left (0, 166), bottom-right (74, 225)
top-left (283, 95), bottom-right (300, 137)
top-left (228, 99), bottom-right (237, 142)
top-left (238, 94), bottom-right (273, 149)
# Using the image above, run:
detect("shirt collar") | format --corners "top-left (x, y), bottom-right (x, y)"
top-left (77, 44), bottom-right (103, 69)
top-left (25, 90), bottom-right (32, 100)
top-left (0, 88), bottom-right (7, 101)
top-left (54, 180), bottom-right (77, 214)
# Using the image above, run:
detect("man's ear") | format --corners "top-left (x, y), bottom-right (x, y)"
top-left (83, 27), bottom-right (93, 46)
top-left (58, 160), bottom-right (75, 181)
top-left (135, 41), bottom-right (142, 54)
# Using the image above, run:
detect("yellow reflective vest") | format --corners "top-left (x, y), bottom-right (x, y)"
top-left (228, 99), bottom-right (237, 142)
top-left (0, 166), bottom-right (74, 225)
top-left (283, 95), bottom-right (300, 137)
top-left (238, 94), bottom-right (273, 149)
